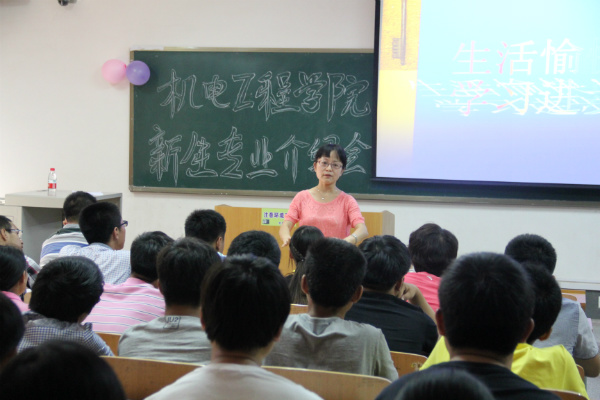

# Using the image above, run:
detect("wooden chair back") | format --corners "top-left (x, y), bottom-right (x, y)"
top-left (562, 293), bottom-right (578, 302)
top-left (549, 389), bottom-right (587, 400)
top-left (97, 332), bottom-right (121, 356)
top-left (264, 366), bottom-right (390, 400)
top-left (102, 356), bottom-right (198, 400)
top-left (290, 304), bottom-right (308, 314)
top-left (389, 351), bottom-right (427, 377)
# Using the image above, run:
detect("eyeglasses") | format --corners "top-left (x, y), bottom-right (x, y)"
top-left (119, 221), bottom-right (129, 228)
top-left (7, 229), bottom-right (22, 236)
top-left (317, 160), bottom-right (343, 170)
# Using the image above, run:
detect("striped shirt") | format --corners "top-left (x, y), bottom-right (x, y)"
top-left (84, 277), bottom-right (165, 334)
top-left (40, 224), bottom-right (88, 267)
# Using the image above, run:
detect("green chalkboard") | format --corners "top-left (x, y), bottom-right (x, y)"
top-left (130, 49), bottom-right (600, 203)
top-left (130, 49), bottom-right (377, 197)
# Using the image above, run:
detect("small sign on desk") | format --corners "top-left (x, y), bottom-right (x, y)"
top-left (261, 209), bottom-right (288, 226)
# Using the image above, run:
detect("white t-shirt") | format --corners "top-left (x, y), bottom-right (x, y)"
top-left (146, 363), bottom-right (323, 400)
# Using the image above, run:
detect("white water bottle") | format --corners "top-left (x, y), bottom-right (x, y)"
top-left (48, 168), bottom-right (57, 196)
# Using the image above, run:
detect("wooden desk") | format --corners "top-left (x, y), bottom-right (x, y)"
top-left (2, 190), bottom-right (122, 263)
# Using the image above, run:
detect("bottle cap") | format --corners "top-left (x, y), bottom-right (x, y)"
top-left (50, 168), bottom-right (55, 171)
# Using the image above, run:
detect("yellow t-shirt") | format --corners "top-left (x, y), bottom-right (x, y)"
top-left (422, 338), bottom-right (588, 399)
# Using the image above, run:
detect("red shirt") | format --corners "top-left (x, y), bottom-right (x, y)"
top-left (403, 271), bottom-right (441, 311)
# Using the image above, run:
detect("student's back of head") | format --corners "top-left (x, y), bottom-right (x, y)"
top-left (29, 256), bottom-right (104, 323)
top-left (0, 246), bottom-right (26, 292)
top-left (304, 237), bottom-right (366, 308)
top-left (157, 237), bottom-right (220, 308)
top-left (130, 231), bottom-right (174, 283)
top-left (184, 209), bottom-right (226, 248)
top-left (0, 340), bottom-right (125, 400)
top-left (79, 202), bottom-right (122, 245)
top-left (520, 262), bottom-right (562, 344)
top-left (0, 293), bottom-right (24, 370)
top-left (438, 252), bottom-right (534, 357)
top-left (63, 191), bottom-right (97, 223)
top-left (288, 226), bottom-right (324, 304)
top-left (228, 230), bottom-right (281, 267)
top-left (392, 368), bottom-right (495, 400)
top-left (408, 223), bottom-right (458, 277)
top-left (359, 235), bottom-right (411, 292)
top-left (202, 255), bottom-right (290, 352)
top-left (505, 233), bottom-right (557, 274)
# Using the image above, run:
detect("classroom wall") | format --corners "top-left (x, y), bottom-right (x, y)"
top-left (1, 0), bottom-right (599, 289)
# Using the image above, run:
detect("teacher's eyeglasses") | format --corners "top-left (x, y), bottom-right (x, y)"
top-left (317, 160), bottom-right (343, 170)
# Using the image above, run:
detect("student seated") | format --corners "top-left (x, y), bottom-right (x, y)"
top-left (375, 252), bottom-right (559, 400)
top-left (403, 223), bottom-right (458, 311)
top-left (0, 246), bottom-right (29, 312)
top-left (345, 235), bottom-right (438, 356)
top-left (421, 262), bottom-right (588, 398)
top-left (0, 293), bottom-right (25, 371)
top-left (84, 231), bottom-right (173, 333)
top-left (118, 238), bottom-right (219, 363)
top-left (0, 340), bottom-right (126, 400)
top-left (505, 233), bottom-right (600, 377)
top-left (0, 216), bottom-right (40, 286)
top-left (19, 257), bottom-right (112, 356)
top-left (287, 226), bottom-right (324, 305)
top-left (147, 255), bottom-right (321, 400)
top-left (40, 191), bottom-right (96, 267)
top-left (391, 368), bottom-right (494, 400)
top-left (265, 237), bottom-right (398, 381)
top-left (227, 230), bottom-right (281, 267)
top-left (184, 209), bottom-right (227, 260)
top-left (59, 202), bottom-right (130, 284)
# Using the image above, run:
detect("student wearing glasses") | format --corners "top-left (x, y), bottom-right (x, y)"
top-left (279, 143), bottom-right (368, 247)
top-left (59, 202), bottom-right (130, 284)
top-left (0, 216), bottom-right (40, 286)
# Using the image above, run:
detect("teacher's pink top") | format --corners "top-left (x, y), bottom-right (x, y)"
top-left (2, 291), bottom-right (29, 313)
top-left (284, 190), bottom-right (365, 239)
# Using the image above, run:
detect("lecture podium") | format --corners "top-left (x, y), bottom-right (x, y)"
top-left (215, 205), bottom-right (395, 276)
top-left (1, 190), bottom-right (122, 264)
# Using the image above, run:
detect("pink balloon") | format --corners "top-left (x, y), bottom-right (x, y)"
top-left (102, 59), bottom-right (127, 84)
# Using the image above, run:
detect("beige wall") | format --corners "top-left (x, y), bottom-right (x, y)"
top-left (1, 0), bottom-right (599, 288)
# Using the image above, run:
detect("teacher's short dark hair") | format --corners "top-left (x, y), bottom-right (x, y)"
top-left (314, 143), bottom-right (347, 169)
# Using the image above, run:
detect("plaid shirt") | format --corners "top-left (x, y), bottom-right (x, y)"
top-left (18, 311), bottom-right (113, 356)
top-left (59, 243), bottom-right (131, 285)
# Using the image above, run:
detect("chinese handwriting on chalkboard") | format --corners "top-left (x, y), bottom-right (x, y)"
top-left (419, 38), bottom-right (600, 116)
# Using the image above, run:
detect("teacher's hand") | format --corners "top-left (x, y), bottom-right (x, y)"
top-left (279, 220), bottom-right (294, 247)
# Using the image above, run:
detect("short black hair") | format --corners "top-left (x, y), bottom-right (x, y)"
top-left (408, 223), bottom-right (458, 277)
top-left (63, 191), bottom-right (97, 223)
top-left (29, 257), bottom-right (104, 323)
top-left (79, 202), bottom-right (122, 245)
top-left (157, 238), bottom-right (221, 308)
top-left (0, 340), bottom-right (126, 400)
top-left (130, 231), bottom-right (174, 283)
top-left (227, 230), bottom-right (281, 267)
top-left (201, 255), bottom-right (290, 352)
top-left (184, 209), bottom-right (226, 244)
top-left (505, 234), bottom-right (557, 274)
top-left (0, 246), bottom-right (26, 292)
top-left (288, 226), bottom-right (324, 304)
top-left (314, 143), bottom-right (348, 169)
top-left (359, 235), bottom-right (411, 292)
top-left (0, 216), bottom-right (12, 231)
top-left (520, 262), bottom-right (562, 344)
top-left (393, 368), bottom-right (495, 400)
top-left (0, 293), bottom-right (24, 367)
top-left (438, 252), bottom-right (534, 357)
top-left (305, 237), bottom-right (366, 308)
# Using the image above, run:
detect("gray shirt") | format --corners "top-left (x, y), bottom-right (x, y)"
top-left (264, 314), bottom-right (398, 381)
top-left (119, 315), bottom-right (211, 364)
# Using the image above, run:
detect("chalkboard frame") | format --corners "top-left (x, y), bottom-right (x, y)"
top-left (128, 48), bottom-right (600, 207)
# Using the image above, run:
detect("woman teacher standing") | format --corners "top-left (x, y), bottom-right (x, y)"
top-left (279, 144), bottom-right (368, 247)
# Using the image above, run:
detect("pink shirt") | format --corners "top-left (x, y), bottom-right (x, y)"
top-left (84, 277), bottom-right (165, 334)
top-left (403, 271), bottom-right (441, 312)
top-left (285, 190), bottom-right (365, 239)
top-left (2, 291), bottom-right (29, 313)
